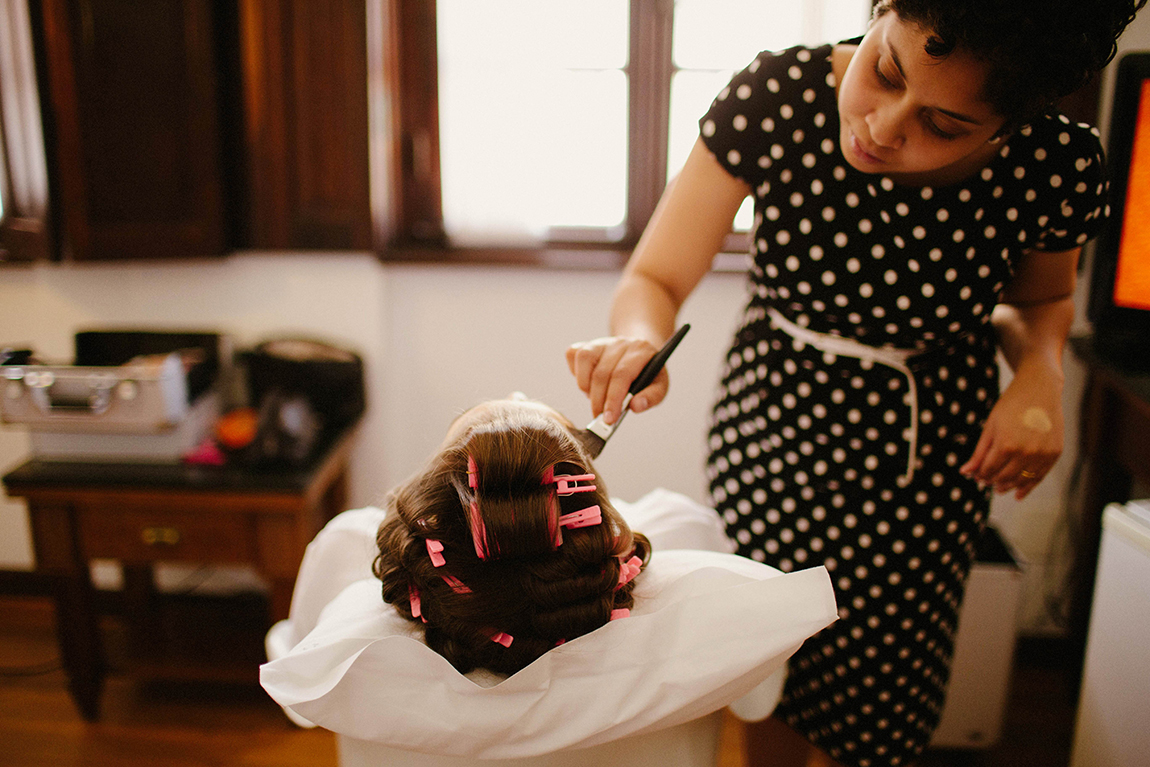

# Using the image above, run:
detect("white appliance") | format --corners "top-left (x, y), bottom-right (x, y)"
top-left (1070, 500), bottom-right (1150, 767)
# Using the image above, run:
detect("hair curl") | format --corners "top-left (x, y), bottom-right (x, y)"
top-left (877, 0), bottom-right (1146, 128)
top-left (373, 402), bottom-right (650, 675)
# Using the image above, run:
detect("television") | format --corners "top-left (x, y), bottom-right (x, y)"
top-left (1088, 52), bottom-right (1150, 370)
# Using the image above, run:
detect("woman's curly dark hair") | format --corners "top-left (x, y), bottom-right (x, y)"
top-left (372, 401), bottom-right (650, 676)
top-left (877, 0), bottom-right (1146, 128)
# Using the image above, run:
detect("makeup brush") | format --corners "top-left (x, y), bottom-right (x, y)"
top-left (578, 324), bottom-right (690, 458)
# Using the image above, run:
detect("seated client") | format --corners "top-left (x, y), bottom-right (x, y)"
top-left (374, 396), bottom-right (650, 675)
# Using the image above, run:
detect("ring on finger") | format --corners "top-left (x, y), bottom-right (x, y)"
top-left (1019, 470), bottom-right (1037, 479)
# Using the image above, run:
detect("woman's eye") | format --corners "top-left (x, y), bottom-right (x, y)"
top-left (926, 120), bottom-right (962, 141)
top-left (873, 59), bottom-right (896, 88)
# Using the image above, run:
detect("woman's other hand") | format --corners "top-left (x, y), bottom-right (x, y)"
top-left (960, 362), bottom-right (1063, 500)
top-left (566, 337), bottom-right (669, 425)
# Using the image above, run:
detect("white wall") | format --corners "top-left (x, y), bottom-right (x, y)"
top-left (0, 254), bottom-right (746, 572)
top-left (0, 253), bottom-right (391, 568)
top-left (375, 264), bottom-right (747, 502)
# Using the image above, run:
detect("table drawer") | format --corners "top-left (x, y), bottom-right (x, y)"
top-left (80, 507), bottom-right (254, 563)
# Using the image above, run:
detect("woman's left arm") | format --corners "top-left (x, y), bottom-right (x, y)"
top-left (960, 247), bottom-right (1079, 499)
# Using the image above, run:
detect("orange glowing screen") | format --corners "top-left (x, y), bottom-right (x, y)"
top-left (1115, 80), bottom-right (1150, 310)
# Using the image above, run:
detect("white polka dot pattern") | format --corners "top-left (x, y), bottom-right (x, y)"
top-left (698, 43), bottom-right (1109, 767)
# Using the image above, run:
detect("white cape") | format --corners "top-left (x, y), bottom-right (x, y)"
top-left (260, 490), bottom-right (837, 759)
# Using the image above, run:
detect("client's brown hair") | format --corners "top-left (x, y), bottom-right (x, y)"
top-left (373, 402), bottom-right (650, 675)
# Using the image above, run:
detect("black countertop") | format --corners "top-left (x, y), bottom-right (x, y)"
top-left (3, 423), bottom-right (357, 494)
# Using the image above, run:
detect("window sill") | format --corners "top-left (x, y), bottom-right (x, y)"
top-left (377, 244), bottom-right (632, 271)
top-left (377, 238), bottom-right (750, 274)
top-left (0, 217), bottom-right (54, 264)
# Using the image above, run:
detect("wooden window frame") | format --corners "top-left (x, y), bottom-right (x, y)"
top-left (372, 0), bottom-right (743, 268)
top-left (0, 0), bottom-right (53, 264)
top-left (375, 1), bottom-right (905, 266)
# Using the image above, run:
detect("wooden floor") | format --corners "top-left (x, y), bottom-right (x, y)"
top-left (0, 593), bottom-right (1077, 767)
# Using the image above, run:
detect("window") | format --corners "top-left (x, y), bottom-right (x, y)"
top-left (437, 1), bottom-right (630, 245)
top-left (668, 0), bottom-right (873, 231)
top-left (0, 0), bottom-right (52, 263)
top-left (383, 0), bottom-right (872, 257)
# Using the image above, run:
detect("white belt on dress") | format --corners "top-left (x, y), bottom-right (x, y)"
top-left (766, 306), bottom-right (919, 484)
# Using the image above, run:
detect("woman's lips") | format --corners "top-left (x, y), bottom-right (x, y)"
top-left (848, 130), bottom-right (883, 165)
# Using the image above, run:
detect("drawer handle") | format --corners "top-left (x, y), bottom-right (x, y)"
top-left (141, 527), bottom-right (181, 546)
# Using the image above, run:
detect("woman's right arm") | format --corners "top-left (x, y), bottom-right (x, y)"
top-left (567, 137), bottom-right (751, 424)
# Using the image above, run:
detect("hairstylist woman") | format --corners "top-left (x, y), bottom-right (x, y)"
top-left (566, 1), bottom-right (1145, 765)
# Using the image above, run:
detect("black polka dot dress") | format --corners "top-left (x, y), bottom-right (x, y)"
top-left (701, 44), bottom-right (1108, 767)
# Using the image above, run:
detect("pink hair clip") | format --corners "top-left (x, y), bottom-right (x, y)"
top-left (609, 608), bottom-right (630, 621)
top-left (551, 503), bottom-right (602, 547)
top-left (558, 505), bottom-right (602, 530)
top-left (550, 471), bottom-right (597, 496)
top-left (426, 539), bottom-right (446, 567)
top-left (543, 467), bottom-right (599, 547)
top-left (441, 574), bottom-right (472, 594)
top-left (490, 631), bottom-right (514, 648)
top-left (409, 586), bottom-right (427, 623)
top-left (616, 555), bottom-right (642, 590)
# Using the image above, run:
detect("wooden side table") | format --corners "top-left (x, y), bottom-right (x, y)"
top-left (2, 425), bottom-right (357, 721)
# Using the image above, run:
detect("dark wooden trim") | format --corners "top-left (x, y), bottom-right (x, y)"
top-left (0, 215), bottom-right (53, 263)
top-left (0, 568), bottom-right (54, 598)
top-left (237, 0), bottom-right (291, 247)
top-left (237, 0), bottom-right (372, 250)
top-left (366, 0), bottom-right (398, 247)
top-left (383, 0), bottom-right (444, 247)
top-left (380, 244), bottom-right (631, 270)
top-left (39, 0), bottom-right (229, 260)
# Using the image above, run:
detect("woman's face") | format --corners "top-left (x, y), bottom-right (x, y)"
top-left (837, 11), bottom-right (1008, 185)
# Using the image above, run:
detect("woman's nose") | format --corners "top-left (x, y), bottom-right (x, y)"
top-left (866, 107), bottom-right (906, 150)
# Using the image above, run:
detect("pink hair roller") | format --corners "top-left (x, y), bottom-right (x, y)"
top-left (616, 555), bottom-right (643, 590)
top-left (426, 539), bottom-right (446, 567)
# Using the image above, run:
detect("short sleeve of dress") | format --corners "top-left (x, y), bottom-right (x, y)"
top-left (699, 45), bottom-right (834, 189)
top-left (1010, 116), bottom-right (1111, 252)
